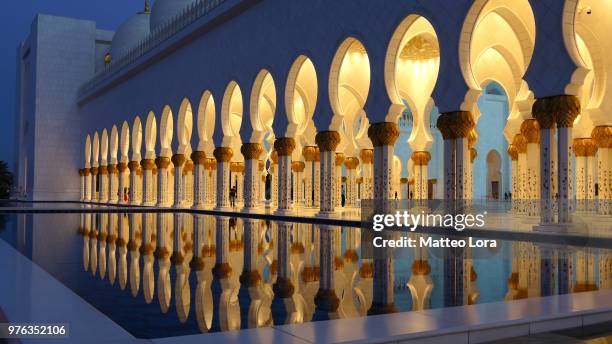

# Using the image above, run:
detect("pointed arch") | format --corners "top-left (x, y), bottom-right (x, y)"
top-left (197, 90), bottom-right (216, 155)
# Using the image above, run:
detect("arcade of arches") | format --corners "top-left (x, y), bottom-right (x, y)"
top-left (80, 1), bottom-right (612, 229)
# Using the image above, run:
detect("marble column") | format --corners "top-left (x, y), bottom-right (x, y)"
top-left (315, 131), bottom-right (341, 215)
top-left (99, 165), bottom-right (109, 202)
top-left (274, 138), bottom-right (296, 214)
top-left (172, 154), bottom-right (186, 208)
top-left (214, 148), bottom-right (233, 210)
top-left (155, 157), bottom-right (171, 207)
top-left (141, 159), bottom-right (156, 206)
top-left (127, 162), bottom-right (140, 205)
top-left (117, 162), bottom-right (128, 204)
top-left (258, 160), bottom-right (265, 206)
top-left (436, 115), bottom-right (456, 205)
top-left (241, 143), bottom-right (263, 210)
top-left (412, 151), bottom-right (431, 200)
top-left (533, 95), bottom-right (580, 226)
top-left (184, 160), bottom-right (194, 206)
top-left (466, 129), bottom-right (478, 200)
top-left (344, 157), bottom-right (359, 207)
top-left (270, 150), bottom-right (279, 207)
top-left (230, 162), bottom-right (245, 206)
top-left (84, 167), bottom-right (92, 201)
top-left (367, 122), bottom-right (401, 209)
top-left (109, 164), bottom-right (119, 203)
top-left (507, 145), bottom-right (519, 212)
top-left (79, 169), bottom-right (86, 201)
top-left (334, 153), bottom-right (344, 208)
top-left (573, 138), bottom-right (597, 212)
top-left (314, 147), bottom-right (321, 207)
top-left (191, 151), bottom-right (207, 209)
top-left (453, 113), bottom-right (475, 203)
top-left (592, 126), bottom-right (612, 215)
top-left (303, 146), bottom-right (317, 208)
top-left (360, 149), bottom-right (374, 200)
top-left (291, 161), bottom-right (305, 207)
top-left (521, 120), bottom-right (541, 216)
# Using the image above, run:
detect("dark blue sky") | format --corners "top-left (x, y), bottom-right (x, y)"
top-left (0, 1), bottom-right (144, 171)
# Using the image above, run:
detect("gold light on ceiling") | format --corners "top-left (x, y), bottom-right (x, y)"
top-left (400, 35), bottom-right (439, 61)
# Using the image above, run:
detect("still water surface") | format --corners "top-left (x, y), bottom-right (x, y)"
top-left (1, 213), bottom-right (610, 339)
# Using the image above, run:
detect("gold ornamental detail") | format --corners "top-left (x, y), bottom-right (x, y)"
top-left (507, 144), bottom-right (518, 161)
top-left (315, 131), bottom-right (341, 152)
top-left (532, 95), bottom-right (580, 129)
top-left (274, 138), bottom-right (296, 156)
top-left (591, 126), bottom-right (612, 148)
top-left (302, 146), bottom-right (317, 161)
top-left (140, 159), bottom-right (155, 170)
top-left (512, 134), bottom-right (527, 153)
top-left (520, 119), bottom-right (540, 143)
top-left (360, 149), bottom-right (373, 164)
top-left (230, 162), bottom-right (245, 173)
top-left (191, 151), bottom-right (206, 165)
top-left (171, 154), bottom-right (186, 167)
top-left (155, 157), bottom-right (171, 169)
top-left (573, 138), bottom-right (598, 157)
top-left (335, 153), bottom-right (345, 166)
top-left (241, 143), bottom-right (263, 160)
top-left (412, 151), bottom-right (431, 166)
top-left (344, 157), bottom-right (359, 169)
top-left (368, 122), bottom-right (400, 147)
top-left (291, 161), bottom-right (305, 173)
top-left (213, 147), bottom-right (233, 162)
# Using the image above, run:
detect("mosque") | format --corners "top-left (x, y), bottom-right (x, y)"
top-left (13, 0), bottom-right (612, 228)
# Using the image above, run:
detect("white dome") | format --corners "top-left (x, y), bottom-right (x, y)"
top-left (110, 12), bottom-right (150, 60)
top-left (150, 0), bottom-right (199, 32)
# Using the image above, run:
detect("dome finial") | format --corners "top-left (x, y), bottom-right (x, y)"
top-left (144, 0), bottom-right (151, 14)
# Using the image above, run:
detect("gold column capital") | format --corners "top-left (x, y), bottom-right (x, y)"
top-left (412, 151), bottom-right (431, 166)
top-left (171, 154), bottom-right (186, 167)
top-left (437, 111), bottom-right (474, 139)
top-left (83, 168), bottom-right (91, 176)
top-left (467, 129), bottom-right (479, 148)
top-left (99, 166), bottom-right (109, 175)
top-left (591, 126), bottom-right (612, 148)
top-left (270, 149), bottom-right (278, 164)
top-left (128, 161), bottom-right (140, 172)
top-left (241, 143), bottom-right (263, 160)
top-left (108, 164), bottom-right (118, 174)
top-left (315, 131), bottom-right (341, 152)
top-left (91, 167), bottom-right (99, 175)
top-left (258, 160), bottom-right (265, 172)
top-left (291, 161), bottom-right (305, 172)
top-left (520, 119), bottom-right (540, 143)
top-left (533, 95), bottom-right (580, 129)
top-left (230, 161), bottom-right (245, 173)
top-left (360, 149), bottom-right (373, 164)
top-left (368, 122), bottom-right (400, 146)
top-left (302, 146), bottom-right (317, 161)
top-left (155, 157), bottom-right (171, 169)
top-left (470, 147), bottom-right (477, 163)
top-left (507, 144), bottom-right (518, 161)
top-left (344, 157), bottom-right (359, 169)
top-left (190, 151), bottom-right (207, 164)
top-left (274, 137), bottom-right (296, 156)
top-left (213, 147), bottom-right (233, 162)
top-left (512, 134), bottom-right (527, 153)
top-left (573, 138), bottom-right (598, 157)
top-left (335, 153), bottom-right (345, 166)
top-left (140, 159), bottom-right (155, 170)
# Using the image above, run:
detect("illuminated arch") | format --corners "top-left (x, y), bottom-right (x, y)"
top-left (132, 116), bottom-right (143, 161)
top-left (145, 111), bottom-right (157, 158)
top-left (110, 125), bottom-right (119, 163)
top-left (177, 98), bottom-right (193, 155)
top-left (249, 69), bottom-right (277, 145)
top-left (159, 106), bottom-right (174, 157)
top-left (197, 90), bottom-right (216, 155)
top-left (120, 121), bottom-right (130, 162)
top-left (285, 56), bottom-right (318, 138)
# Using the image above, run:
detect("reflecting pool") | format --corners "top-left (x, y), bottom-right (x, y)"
top-left (1, 213), bottom-right (610, 339)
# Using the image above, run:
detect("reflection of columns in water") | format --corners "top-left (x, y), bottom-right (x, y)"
top-left (574, 249), bottom-right (598, 293)
top-left (442, 246), bottom-right (466, 307)
top-left (142, 213), bottom-right (156, 304)
top-left (128, 213), bottom-right (142, 298)
top-left (303, 146), bottom-right (316, 207)
top-left (89, 214), bottom-right (99, 276)
top-left (556, 248), bottom-right (573, 295)
top-left (275, 138), bottom-right (296, 213)
top-left (539, 245), bottom-right (556, 297)
top-left (210, 216), bottom-right (233, 332)
top-left (107, 213), bottom-right (118, 285)
top-left (368, 244), bottom-right (397, 314)
top-left (271, 222), bottom-right (296, 324)
top-left (155, 213), bottom-right (172, 314)
top-left (315, 131), bottom-right (341, 214)
top-left (344, 157), bottom-right (359, 207)
top-left (98, 213), bottom-right (108, 280)
top-left (238, 219), bottom-right (263, 329)
top-left (241, 143), bottom-right (263, 209)
top-left (313, 225), bottom-right (340, 320)
top-left (407, 234), bottom-right (433, 310)
top-left (334, 153), bottom-right (344, 208)
top-left (591, 126), bottom-right (612, 215)
top-left (117, 214), bottom-right (129, 290)
top-left (214, 148), bottom-right (233, 209)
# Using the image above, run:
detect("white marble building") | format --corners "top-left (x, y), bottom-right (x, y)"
top-left (13, 0), bottom-right (612, 228)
